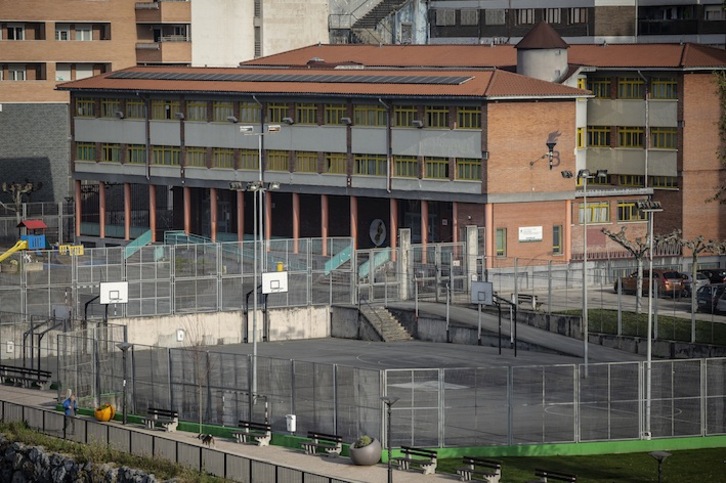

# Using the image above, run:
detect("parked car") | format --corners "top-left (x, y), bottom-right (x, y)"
top-left (696, 284), bottom-right (726, 313)
top-left (681, 272), bottom-right (710, 297)
top-left (697, 268), bottom-right (726, 284)
top-left (614, 269), bottom-right (685, 296)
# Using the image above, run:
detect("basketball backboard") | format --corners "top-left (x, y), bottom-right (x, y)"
top-left (470, 281), bottom-right (493, 306)
top-left (262, 271), bottom-right (288, 294)
top-left (100, 281), bottom-right (129, 304)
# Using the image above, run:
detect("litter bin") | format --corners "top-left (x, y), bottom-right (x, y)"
top-left (286, 414), bottom-right (296, 433)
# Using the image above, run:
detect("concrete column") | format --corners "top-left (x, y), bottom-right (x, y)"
top-left (183, 186), bottom-right (191, 235)
top-left (123, 183), bottom-right (131, 241)
top-left (99, 182), bottom-right (106, 239)
top-left (564, 199), bottom-right (572, 261)
top-left (350, 196), bottom-right (358, 250)
top-left (292, 192), bottom-right (300, 254)
top-left (452, 202), bottom-right (459, 244)
top-left (321, 194), bottom-right (329, 256)
top-left (74, 181), bottom-right (81, 238)
top-left (149, 185), bottom-right (157, 242)
top-left (210, 187), bottom-right (218, 242)
top-left (236, 190), bottom-right (244, 242)
top-left (466, 225), bottom-right (479, 289)
top-left (389, 198), bottom-right (398, 261)
top-left (398, 228), bottom-right (411, 300)
top-left (421, 200), bottom-right (429, 250)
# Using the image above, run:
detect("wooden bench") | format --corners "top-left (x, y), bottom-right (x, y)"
top-left (456, 456), bottom-right (502, 482)
top-left (0, 364), bottom-right (52, 390)
top-left (143, 407), bottom-right (179, 432)
top-left (300, 431), bottom-right (343, 457)
top-left (393, 445), bottom-right (438, 475)
top-left (511, 293), bottom-right (539, 310)
top-left (531, 468), bottom-right (577, 482)
top-left (233, 420), bottom-right (271, 446)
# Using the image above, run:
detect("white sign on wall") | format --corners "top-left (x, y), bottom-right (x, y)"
top-left (518, 226), bottom-right (543, 242)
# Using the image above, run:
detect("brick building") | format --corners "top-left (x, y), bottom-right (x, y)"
top-left (58, 23), bottom-right (726, 266)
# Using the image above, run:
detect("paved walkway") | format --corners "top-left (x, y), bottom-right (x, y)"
top-left (0, 385), bottom-right (457, 483)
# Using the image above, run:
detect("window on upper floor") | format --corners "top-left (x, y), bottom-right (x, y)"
top-left (460, 9), bottom-right (479, 26)
top-left (239, 149), bottom-right (258, 170)
top-left (151, 145), bottom-right (180, 165)
top-left (394, 156), bottom-right (418, 178)
top-left (56, 63), bottom-right (71, 81)
top-left (266, 150), bottom-right (289, 172)
top-left (651, 127), bottom-right (677, 149)
top-left (579, 202), bottom-right (610, 224)
top-left (212, 101), bottom-right (233, 122)
top-left (435, 9), bottom-right (456, 26)
top-left (127, 145), bottom-right (147, 165)
top-left (324, 104), bottom-right (346, 125)
top-left (353, 104), bottom-right (385, 127)
top-left (394, 105), bottom-right (417, 128)
top-left (101, 143), bottom-right (121, 163)
top-left (55, 24), bottom-right (70, 41)
top-left (325, 153), bottom-right (347, 174)
top-left (495, 228), bottom-right (507, 257)
top-left (569, 8), bottom-right (588, 24)
top-left (8, 65), bottom-right (26, 81)
top-left (546, 8), bottom-right (561, 24)
top-left (126, 100), bottom-right (146, 119)
top-left (76, 98), bottom-right (95, 117)
top-left (212, 148), bottom-right (234, 169)
top-left (650, 176), bottom-right (677, 189)
top-left (295, 103), bottom-right (317, 125)
top-left (294, 151), bottom-right (318, 173)
top-left (101, 99), bottom-right (121, 118)
top-left (705, 5), bottom-right (725, 21)
top-left (266, 103), bottom-right (287, 123)
top-left (576, 128), bottom-right (585, 148)
top-left (587, 78), bottom-right (611, 98)
top-left (651, 78), bottom-right (677, 99)
top-left (77, 142), bottom-right (96, 161)
top-left (426, 105), bottom-right (449, 129)
top-left (456, 158), bottom-right (481, 181)
top-left (516, 9), bottom-right (535, 25)
top-left (185, 147), bottom-right (206, 167)
top-left (617, 175), bottom-right (645, 187)
top-left (354, 154), bottom-right (386, 176)
top-left (552, 225), bottom-right (563, 255)
top-left (485, 9), bottom-right (505, 25)
top-left (76, 25), bottom-right (92, 41)
top-left (240, 102), bottom-right (260, 124)
top-left (186, 101), bottom-right (207, 121)
top-left (151, 99), bottom-right (180, 120)
top-left (618, 201), bottom-right (647, 222)
top-left (457, 107), bottom-right (481, 129)
top-left (619, 127), bottom-right (644, 148)
top-left (424, 156), bottom-right (449, 179)
top-left (618, 77), bottom-right (645, 99)
top-left (587, 126), bottom-right (611, 147)
top-left (8, 24), bottom-right (25, 40)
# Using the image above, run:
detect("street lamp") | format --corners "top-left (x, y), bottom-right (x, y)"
top-left (228, 121), bottom-right (281, 408)
top-left (380, 396), bottom-right (399, 483)
top-left (115, 342), bottom-right (133, 425)
top-left (561, 168), bottom-right (607, 378)
top-left (637, 199), bottom-right (663, 440)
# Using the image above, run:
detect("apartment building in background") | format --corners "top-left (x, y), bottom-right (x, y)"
top-left (57, 23), bottom-right (726, 265)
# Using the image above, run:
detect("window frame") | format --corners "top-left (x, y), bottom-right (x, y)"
top-left (266, 150), bottom-right (289, 172)
top-left (239, 102), bottom-right (260, 124)
top-left (266, 103), bottom-right (288, 123)
top-left (425, 105), bottom-right (449, 129)
top-left (457, 107), bottom-right (481, 129)
top-left (353, 104), bottom-right (386, 127)
top-left (617, 201), bottom-right (647, 222)
top-left (126, 100), bottom-right (146, 119)
top-left (325, 153), bottom-right (347, 174)
top-left (76, 98), bottom-right (96, 118)
top-left (587, 126), bottom-right (611, 147)
top-left (456, 158), bottom-right (481, 181)
top-left (100, 99), bottom-right (121, 118)
top-left (394, 105), bottom-right (417, 128)
top-left (579, 202), bottom-right (610, 224)
top-left (393, 155), bottom-right (418, 178)
top-left (212, 101), bottom-right (234, 123)
top-left (126, 144), bottom-right (146, 165)
top-left (495, 228), bottom-right (507, 257)
top-left (546, 8), bottom-right (561, 24)
top-left (55, 24), bottom-right (70, 41)
top-left (460, 9), bottom-right (479, 26)
top-left (552, 225), bottom-right (563, 255)
top-left (617, 77), bottom-right (645, 99)
top-left (324, 104), bottom-right (346, 125)
top-left (651, 78), bottom-right (677, 99)
top-left (618, 127), bottom-right (645, 148)
top-left (354, 154), bottom-right (387, 176)
top-left (651, 127), bottom-right (677, 149)
top-left (185, 147), bottom-right (206, 167)
top-left (587, 78), bottom-right (611, 98)
top-left (151, 145), bottom-right (181, 166)
top-left (424, 156), bottom-right (449, 179)
top-left (435, 9), bottom-right (456, 26)
top-left (75, 25), bottom-right (93, 41)
top-left (294, 151), bottom-right (318, 173)
top-left (101, 143), bottom-right (121, 163)
top-left (295, 103), bottom-right (317, 125)
top-left (8, 24), bottom-right (25, 40)
top-left (76, 142), bottom-right (96, 162)
top-left (186, 101), bottom-right (207, 122)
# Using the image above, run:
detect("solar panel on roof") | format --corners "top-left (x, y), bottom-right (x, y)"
top-left (108, 70), bottom-right (472, 85)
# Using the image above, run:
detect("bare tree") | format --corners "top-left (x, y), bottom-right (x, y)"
top-left (179, 316), bottom-right (217, 435)
top-left (602, 227), bottom-right (650, 314)
top-left (1, 180), bottom-right (43, 223)
top-left (710, 71), bottom-right (726, 204)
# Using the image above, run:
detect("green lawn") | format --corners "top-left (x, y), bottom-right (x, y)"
top-left (438, 448), bottom-right (726, 482)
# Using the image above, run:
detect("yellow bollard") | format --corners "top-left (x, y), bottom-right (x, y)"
top-left (276, 261), bottom-right (284, 272)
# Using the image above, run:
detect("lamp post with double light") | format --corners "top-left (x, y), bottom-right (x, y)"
top-left (380, 396), bottom-right (399, 483)
top-left (228, 120), bottom-right (280, 407)
top-left (115, 342), bottom-right (133, 425)
top-left (637, 199), bottom-right (663, 440)
top-left (561, 168), bottom-right (607, 378)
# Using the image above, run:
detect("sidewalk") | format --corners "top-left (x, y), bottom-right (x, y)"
top-left (0, 385), bottom-right (457, 483)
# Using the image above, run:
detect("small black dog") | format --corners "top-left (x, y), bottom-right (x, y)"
top-left (197, 433), bottom-right (215, 447)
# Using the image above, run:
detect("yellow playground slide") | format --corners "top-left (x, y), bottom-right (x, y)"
top-left (0, 240), bottom-right (29, 263)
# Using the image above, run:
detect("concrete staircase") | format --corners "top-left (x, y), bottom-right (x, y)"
top-left (359, 304), bottom-right (412, 342)
top-left (352, 0), bottom-right (409, 29)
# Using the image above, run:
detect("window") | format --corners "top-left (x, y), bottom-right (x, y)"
top-left (618, 77), bottom-right (645, 99)
top-left (239, 149), bottom-right (258, 170)
top-left (186, 101), bottom-right (207, 121)
top-left (101, 99), bottom-right (121, 118)
top-left (577, 78), bottom-right (586, 90)
top-left (546, 8), bottom-right (561, 24)
top-left (56, 63), bottom-right (71, 81)
top-left (126, 100), bottom-right (146, 119)
top-left (587, 78), bottom-right (611, 98)
top-left (101, 143), bottom-right (121, 162)
top-left (393, 105), bottom-right (416, 127)
top-left (76, 98), bottom-right (95, 117)
top-left (569, 8), bottom-right (588, 24)
top-left (650, 176), bottom-right (677, 189)
top-left (576, 128), bottom-right (585, 148)
top-left (295, 103), bottom-right (317, 125)
top-left (55, 24), bottom-right (70, 41)
top-left (394, 156), bottom-right (418, 178)
top-left (267, 103), bottom-right (287, 123)
top-left (579, 202), bottom-right (610, 224)
top-left (127, 145), bottom-right (146, 164)
top-left (426, 105), bottom-right (449, 129)
top-left (457, 107), bottom-right (481, 129)
top-left (151, 100), bottom-right (180, 120)
top-left (212, 101), bottom-right (233, 122)
top-left (354, 154), bottom-right (386, 176)
top-left (151, 145), bottom-right (181, 166)
top-left (460, 9), bottom-right (479, 26)
top-left (618, 175), bottom-right (644, 187)
top-left (651, 127), bottom-right (677, 149)
top-left (619, 127), bottom-right (644, 148)
top-left (424, 157), bottom-right (449, 179)
top-left (587, 126), bottom-right (610, 147)
top-left (266, 150), bottom-right (288, 171)
top-left (325, 153), bottom-right (347, 174)
top-left (495, 228), bottom-right (507, 257)
top-left (485, 9), bottom-right (505, 25)
top-left (651, 78), bottom-right (677, 99)
top-left (324, 104), bottom-right (346, 125)
top-left (516, 9), bottom-right (535, 25)
top-left (76, 25), bottom-right (92, 41)
top-left (353, 104), bottom-right (385, 126)
top-left (76, 143), bottom-right (96, 161)
top-left (239, 102), bottom-right (260, 123)
top-left (456, 158), bottom-right (481, 181)
top-left (436, 9), bottom-right (456, 26)
top-left (212, 148), bottom-right (234, 169)
top-left (294, 152), bottom-right (318, 173)
top-left (185, 147), bottom-right (206, 167)
top-left (618, 201), bottom-right (647, 222)
top-left (8, 24), bottom-right (25, 40)
top-left (9, 65), bottom-right (26, 81)
top-left (552, 225), bottom-right (563, 255)
top-left (705, 5), bottom-right (725, 21)
top-left (76, 64), bottom-right (94, 80)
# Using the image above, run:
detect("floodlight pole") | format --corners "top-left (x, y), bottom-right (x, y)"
top-left (581, 172), bottom-right (590, 378)
top-left (380, 396), bottom-right (399, 483)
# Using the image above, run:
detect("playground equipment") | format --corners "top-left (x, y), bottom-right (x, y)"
top-left (0, 239), bottom-right (29, 263)
top-left (0, 219), bottom-right (48, 263)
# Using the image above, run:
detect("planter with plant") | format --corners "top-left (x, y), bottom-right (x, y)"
top-left (348, 435), bottom-right (381, 466)
top-left (94, 403), bottom-right (115, 422)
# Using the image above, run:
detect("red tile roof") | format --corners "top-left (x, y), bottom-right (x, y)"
top-left (516, 22), bottom-right (569, 50)
top-left (18, 220), bottom-right (47, 230)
